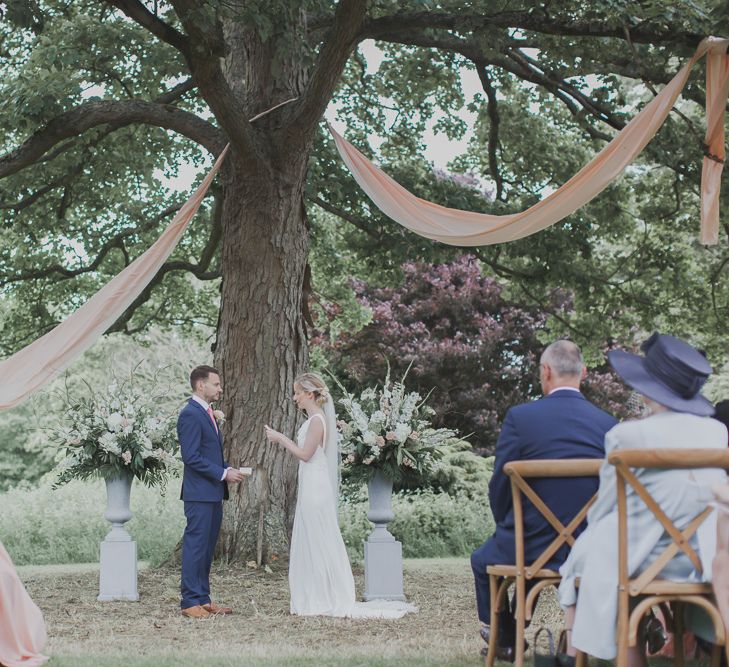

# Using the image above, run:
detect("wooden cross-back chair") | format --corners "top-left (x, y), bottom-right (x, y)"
top-left (575, 448), bottom-right (729, 667)
top-left (485, 458), bottom-right (602, 667)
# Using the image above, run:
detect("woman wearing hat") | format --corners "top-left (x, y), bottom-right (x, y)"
top-left (557, 333), bottom-right (728, 664)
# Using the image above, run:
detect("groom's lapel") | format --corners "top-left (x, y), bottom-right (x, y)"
top-left (189, 399), bottom-right (220, 441)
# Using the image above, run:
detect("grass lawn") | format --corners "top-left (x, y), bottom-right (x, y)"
top-left (23, 557), bottom-right (521, 666)
top-left (19, 557), bottom-right (711, 666)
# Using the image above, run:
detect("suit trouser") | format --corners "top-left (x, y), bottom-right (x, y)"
top-left (471, 540), bottom-right (536, 648)
top-left (181, 500), bottom-right (222, 609)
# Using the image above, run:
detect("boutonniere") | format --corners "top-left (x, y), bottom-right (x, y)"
top-left (213, 409), bottom-right (226, 425)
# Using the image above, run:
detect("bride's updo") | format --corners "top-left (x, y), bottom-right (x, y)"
top-left (295, 373), bottom-right (330, 407)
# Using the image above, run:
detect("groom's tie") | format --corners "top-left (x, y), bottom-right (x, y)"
top-left (206, 406), bottom-right (218, 433)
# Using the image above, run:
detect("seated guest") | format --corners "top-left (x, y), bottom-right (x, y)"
top-left (559, 333), bottom-right (726, 666)
top-left (0, 540), bottom-right (49, 667)
top-left (471, 340), bottom-right (617, 659)
top-left (713, 399), bottom-right (729, 444)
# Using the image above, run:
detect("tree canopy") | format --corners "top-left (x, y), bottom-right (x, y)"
top-left (0, 1), bottom-right (726, 361)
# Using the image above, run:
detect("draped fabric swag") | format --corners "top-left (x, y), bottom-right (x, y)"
top-left (329, 37), bottom-right (729, 247)
top-left (0, 147), bottom-right (229, 410)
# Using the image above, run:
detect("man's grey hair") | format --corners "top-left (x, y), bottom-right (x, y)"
top-left (540, 340), bottom-right (584, 378)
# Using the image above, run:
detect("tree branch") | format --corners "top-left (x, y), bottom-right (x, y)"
top-left (360, 11), bottom-right (706, 50)
top-left (309, 195), bottom-right (380, 239)
top-left (293, 0), bottom-right (368, 142)
top-left (104, 0), bottom-right (190, 56)
top-left (0, 200), bottom-right (192, 286)
top-left (107, 189), bottom-right (224, 334)
top-left (476, 67), bottom-right (504, 201)
top-left (165, 0), bottom-right (261, 163)
top-left (0, 99), bottom-right (224, 179)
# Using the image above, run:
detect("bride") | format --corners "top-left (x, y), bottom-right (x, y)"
top-left (264, 372), bottom-right (414, 618)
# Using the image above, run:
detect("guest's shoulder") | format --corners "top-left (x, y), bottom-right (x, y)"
top-left (607, 411), bottom-right (726, 444)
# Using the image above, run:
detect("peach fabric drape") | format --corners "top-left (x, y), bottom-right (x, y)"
top-left (330, 37), bottom-right (729, 247)
top-left (0, 541), bottom-right (48, 667)
top-left (0, 146), bottom-right (229, 411)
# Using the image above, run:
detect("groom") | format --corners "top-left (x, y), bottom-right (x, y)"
top-left (178, 365), bottom-right (245, 618)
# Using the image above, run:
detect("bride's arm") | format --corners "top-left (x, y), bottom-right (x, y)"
top-left (264, 419), bottom-right (323, 462)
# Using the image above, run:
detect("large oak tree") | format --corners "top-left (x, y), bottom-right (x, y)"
top-left (0, 0), bottom-right (726, 559)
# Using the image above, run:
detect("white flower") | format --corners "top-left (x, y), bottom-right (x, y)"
top-left (363, 456), bottom-right (375, 465)
top-left (394, 423), bottom-right (411, 443)
top-left (362, 430), bottom-right (377, 445)
top-left (213, 409), bottom-right (225, 424)
top-left (144, 417), bottom-right (161, 432)
top-left (121, 451), bottom-right (132, 465)
top-left (369, 410), bottom-right (386, 427)
top-left (106, 412), bottom-right (124, 432)
top-left (99, 432), bottom-right (121, 455)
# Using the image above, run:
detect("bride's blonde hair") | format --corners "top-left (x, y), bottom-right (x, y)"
top-left (295, 372), bottom-right (330, 407)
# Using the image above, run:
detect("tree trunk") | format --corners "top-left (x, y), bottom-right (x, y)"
top-left (213, 142), bottom-right (310, 564)
top-left (193, 11), bottom-right (344, 563)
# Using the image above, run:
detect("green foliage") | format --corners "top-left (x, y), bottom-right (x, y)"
top-left (339, 486), bottom-right (492, 561)
top-left (419, 439), bottom-right (494, 498)
top-left (0, 476), bottom-right (185, 566)
top-left (1, 473), bottom-right (493, 566)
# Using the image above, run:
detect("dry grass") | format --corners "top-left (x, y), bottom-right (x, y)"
top-left (22, 557), bottom-right (533, 666)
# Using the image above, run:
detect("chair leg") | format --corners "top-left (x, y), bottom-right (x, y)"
top-left (575, 650), bottom-right (587, 667)
top-left (673, 602), bottom-right (685, 667)
top-left (616, 589), bottom-right (630, 667)
top-left (485, 574), bottom-right (500, 667)
top-left (515, 574), bottom-right (526, 667)
top-left (711, 642), bottom-right (723, 667)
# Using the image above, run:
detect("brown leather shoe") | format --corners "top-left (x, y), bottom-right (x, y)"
top-left (202, 602), bottom-right (233, 615)
top-left (181, 605), bottom-right (212, 618)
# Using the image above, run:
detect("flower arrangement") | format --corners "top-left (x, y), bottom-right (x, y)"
top-left (52, 368), bottom-right (181, 490)
top-left (336, 370), bottom-right (456, 485)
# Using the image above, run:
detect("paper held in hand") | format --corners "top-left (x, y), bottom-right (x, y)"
top-left (238, 467), bottom-right (253, 476)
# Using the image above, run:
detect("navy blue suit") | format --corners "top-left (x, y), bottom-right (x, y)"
top-left (178, 398), bottom-right (229, 609)
top-left (471, 389), bottom-right (616, 641)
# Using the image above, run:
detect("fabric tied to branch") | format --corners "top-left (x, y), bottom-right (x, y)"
top-left (0, 146), bottom-right (229, 411)
top-left (330, 37), bottom-right (729, 247)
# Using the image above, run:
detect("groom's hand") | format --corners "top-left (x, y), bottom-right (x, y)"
top-left (224, 467), bottom-right (245, 483)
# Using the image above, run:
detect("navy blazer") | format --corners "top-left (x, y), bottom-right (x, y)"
top-left (177, 398), bottom-right (229, 502)
top-left (487, 390), bottom-right (617, 567)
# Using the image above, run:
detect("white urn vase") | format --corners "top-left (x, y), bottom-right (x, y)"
top-left (98, 472), bottom-right (139, 601)
top-left (364, 470), bottom-right (405, 601)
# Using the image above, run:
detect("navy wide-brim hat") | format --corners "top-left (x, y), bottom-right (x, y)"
top-left (608, 333), bottom-right (714, 417)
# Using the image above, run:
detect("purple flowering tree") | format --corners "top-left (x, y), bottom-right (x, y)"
top-left (316, 256), bottom-right (635, 454)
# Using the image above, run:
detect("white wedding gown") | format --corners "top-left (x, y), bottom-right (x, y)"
top-left (288, 415), bottom-right (416, 618)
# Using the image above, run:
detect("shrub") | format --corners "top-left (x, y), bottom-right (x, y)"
top-left (0, 476), bottom-right (185, 566)
top-left (339, 486), bottom-right (493, 562)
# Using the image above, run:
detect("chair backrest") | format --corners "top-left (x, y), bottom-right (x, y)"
top-left (608, 448), bottom-right (729, 597)
top-left (504, 459), bottom-right (602, 579)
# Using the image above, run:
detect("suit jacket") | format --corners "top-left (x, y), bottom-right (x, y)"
top-left (177, 398), bottom-right (229, 502)
top-left (487, 389), bottom-right (617, 567)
